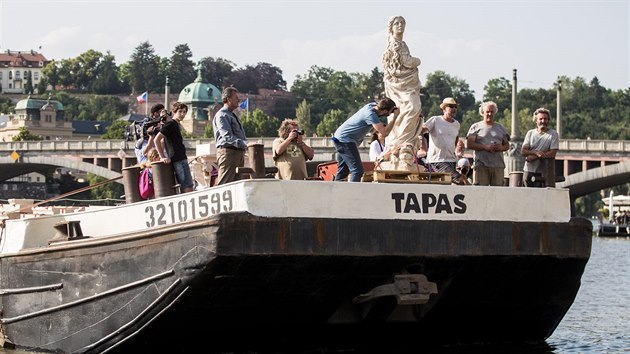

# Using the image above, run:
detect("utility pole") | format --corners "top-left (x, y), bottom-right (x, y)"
top-left (556, 77), bottom-right (562, 139)
top-left (164, 76), bottom-right (170, 111)
top-left (505, 68), bottom-right (525, 186)
top-left (511, 69), bottom-right (518, 140)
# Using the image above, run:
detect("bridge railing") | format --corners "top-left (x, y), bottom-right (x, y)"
top-left (0, 140), bottom-right (128, 151)
top-left (559, 139), bottom-right (630, 153)
top-left (1, 138), bottom-right (629, 154)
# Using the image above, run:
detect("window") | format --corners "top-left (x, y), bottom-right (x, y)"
top-left (34, 72), bottom-right (39, 80)
top-left (24, 71), bottom-right (27, 77)
top-left (9, 71), bottom-right (12, 79)
top-left (12, 184), bottom-right (17, 191)
top-left (0, 72), bottom-right (2, 80)
top-left (15, 71), bottom-right (20, 79)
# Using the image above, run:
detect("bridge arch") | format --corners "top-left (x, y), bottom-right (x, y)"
top-left (558, 161), bottom-right (630, 198)
top-left (0, 155), bottom-right (122, 183)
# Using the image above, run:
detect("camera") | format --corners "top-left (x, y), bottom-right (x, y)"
top-left (293, 129), bottom-right (304, 135)
top-left (141, 117), bottom-right (161, 139)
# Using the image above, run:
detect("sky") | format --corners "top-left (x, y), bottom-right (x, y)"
top-left (0, 0), bottom-right (628, 100)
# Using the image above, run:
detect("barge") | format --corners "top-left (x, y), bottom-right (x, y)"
top-left (0, 178), bottom-right (592, 352)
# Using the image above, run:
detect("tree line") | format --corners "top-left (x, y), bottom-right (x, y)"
top-left (3, 40), bottom-right (628, 143)
top-left (2, 40), bottom-right (628, 218)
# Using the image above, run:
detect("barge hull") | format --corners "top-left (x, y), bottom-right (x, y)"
top-left (0, 213), bottom-right (591, 353)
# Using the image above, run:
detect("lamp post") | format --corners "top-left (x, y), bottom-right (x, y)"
top-left (505, 69), bottom-right (525, 186)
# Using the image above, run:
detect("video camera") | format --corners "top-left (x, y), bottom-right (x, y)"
top-left (142, 117), bottom-right (162, 138)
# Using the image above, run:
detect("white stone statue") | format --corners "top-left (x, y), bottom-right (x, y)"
top-left (381, 15), bottom-right (423, 170)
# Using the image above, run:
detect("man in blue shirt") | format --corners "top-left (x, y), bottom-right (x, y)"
top-left (332, 98), bottom-right (399, 182)
top-left (213, 87), bottom-right (248, 185)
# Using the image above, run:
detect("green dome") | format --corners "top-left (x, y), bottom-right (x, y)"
top-left (15, 96), bottom-right (64, 111)
top-left (177, 69), bottom-right (221, 104)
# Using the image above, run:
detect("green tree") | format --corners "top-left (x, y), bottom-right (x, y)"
top-left (365, 67), bottom-right (384, 100)
top-left (86, 173), bottom-right (124, 203)
top-left (127, 41), bottom-right (161, 94)
top-left (41, 60), bottom-right (60, 90)
top-left (251, 62), bottom-right (287, 91)
top-left (241, 109), bottom-right (280, 137)
top-left (316, 109), bottom-right (346, 137)
top-left (483, 77), bottom-right (512, 117)
top-left (0, 96), bottom-right (14, 113)
top-left (291, 66), bottom-right (335, 125)
top-left (226, 66), bottom-right (258, 94)
top-left (199, 56), bottom-right (235, 89)
top-left (167, 44), bottom-right (196, 92)
top-left (78, 95), bottom-right (129, 121)
top-left (421, 70), bottom-right (476, 122)
top-left (73, 49), bottom-right (104, 91)
top-left (295, 99), bottom-right (314, 136)
top-left (203, 122), bottom-right (214, 139)
top-left (24, 71), bottom-right (34, 94)
top-left (92, 52), bottom-right (125, 94)
top-left (12, 127), bottom-right (43, 141)
top-left (101, 120), bottom-right (129, 139)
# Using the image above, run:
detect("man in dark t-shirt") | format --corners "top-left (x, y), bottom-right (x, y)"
top-left (154, 102), bottom-right (193, 193)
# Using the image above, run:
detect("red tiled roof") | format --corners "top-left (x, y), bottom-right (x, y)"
top-left (0, 51), bottom-right (49, 67)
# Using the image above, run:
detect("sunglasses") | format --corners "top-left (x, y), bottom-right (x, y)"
top-left (447, 105), bottom-right (458, 109)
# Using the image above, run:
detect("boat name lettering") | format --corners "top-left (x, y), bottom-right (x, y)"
top-left (144, 190), bottom-right (233, 227)
top-left (391, 193), bottom-right (467, 214)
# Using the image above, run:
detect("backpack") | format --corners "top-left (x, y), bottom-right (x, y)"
top-left (139, 168), bottom-right (154, 199)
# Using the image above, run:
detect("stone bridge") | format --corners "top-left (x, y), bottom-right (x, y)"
top-left (1, 139), bottom-right (629, 194)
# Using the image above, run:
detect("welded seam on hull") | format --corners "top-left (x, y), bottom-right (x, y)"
top-left (80, 279), bottom-right (187, 353)
top-left (0, 269), bottom-right (175, 324)
top-left (0, 282), bottom-right (63, 295)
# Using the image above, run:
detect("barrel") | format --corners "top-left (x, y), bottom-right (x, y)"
top-left (509, 171), bottom-right (524, 187)
top-left (121, 166), bottom-right (142, 204)
top-left (152, 161), bottom-right (177, 198)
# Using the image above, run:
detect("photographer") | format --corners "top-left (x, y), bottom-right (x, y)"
top-left (454, 158), bottom-right (472, 185)
top-left (273, 119), bottom-right (314, 180)
top-left (135, 104), bottom-right (164, 163)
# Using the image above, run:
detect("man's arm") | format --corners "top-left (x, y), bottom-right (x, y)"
top-left (298, 138), bottom-right (314, 160)
top-left (154, 132), bottom-right (167, 161)
top-left (373, 108), bottom-right (400, 137)
top-left (274, 131), bottom-right (299, 156)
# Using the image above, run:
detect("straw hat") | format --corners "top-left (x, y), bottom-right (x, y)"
top-left (439, 97), bottom-right (458, 110)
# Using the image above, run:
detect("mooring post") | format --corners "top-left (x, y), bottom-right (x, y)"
top-left (247, 143), bottom-right (266, 178)
top-left (152, 161), bottom-right (177, 198)
top-left (541, 158), bottom-right (556, 188)
top-left (121, 166), bottom-right (142, 203)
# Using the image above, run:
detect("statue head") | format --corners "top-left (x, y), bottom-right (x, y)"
top-left (387, 16), bottom-right (406, 36)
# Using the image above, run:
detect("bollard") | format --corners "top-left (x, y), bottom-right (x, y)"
top-left (540, 158), bottom-right (556, 188)
top-left (152, 161), bottom-right (177, 198)
top-left (121, 166), bottom-right (142, 204)
top-left (509, 171), bottom-right (523, 187)
top-left (247, 143), bottom-right (266, 179)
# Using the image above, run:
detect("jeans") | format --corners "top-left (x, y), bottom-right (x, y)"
top-left (333, 139), bottom-right (363, 182)
top-left (173, 159), bottom-right (193, 189)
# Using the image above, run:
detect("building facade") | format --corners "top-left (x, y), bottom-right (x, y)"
top-left (0, 95), bottom-right (71, 141)
top-left (0, 50), bottom-right (49, 94)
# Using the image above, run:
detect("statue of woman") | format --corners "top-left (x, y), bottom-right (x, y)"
top-left (381, 15), bottom-right (423, 169)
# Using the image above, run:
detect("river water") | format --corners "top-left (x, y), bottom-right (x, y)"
top-left (2, 236), bottom-right (628, 354)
